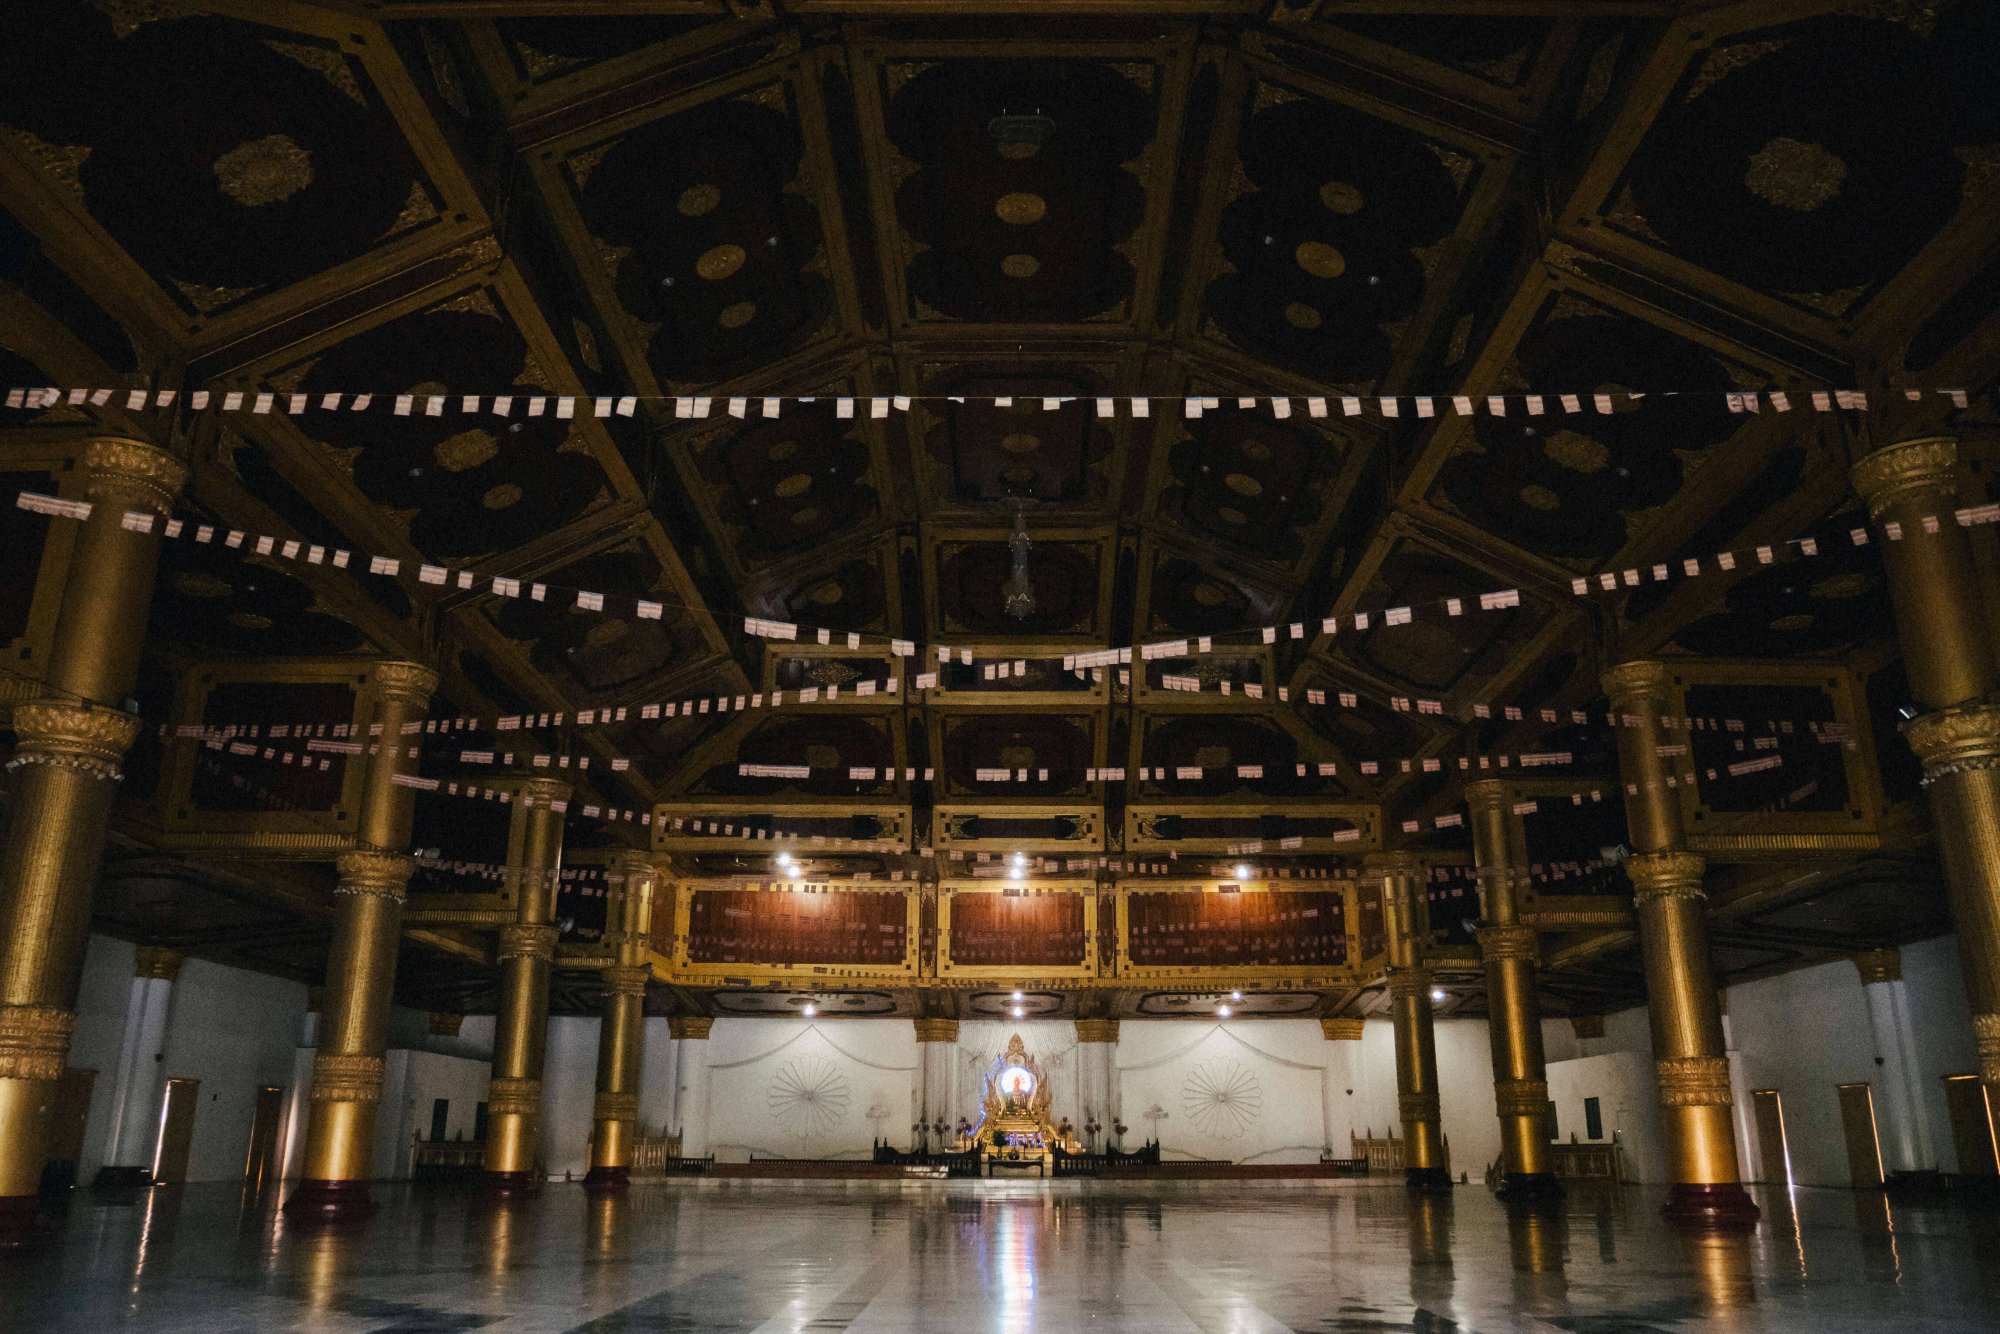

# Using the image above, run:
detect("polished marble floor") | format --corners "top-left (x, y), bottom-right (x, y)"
top-left (3, 1178), bottom-right (1997, 1332)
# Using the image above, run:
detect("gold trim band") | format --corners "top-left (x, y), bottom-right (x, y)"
top-left (1656, 1055), bottom-right (1732, 1108)
top-left (0, 1005), bottom-right (74, 1082)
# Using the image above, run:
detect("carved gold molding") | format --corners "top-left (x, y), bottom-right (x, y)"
top-left (1974, 1013), bottom-right (2000, 1085)
top-left (1906, 704), bottom-right (2000, 776)
top-left (1386, 968), bottom-right (1433, 999)
top-left (1627, 851), bottom-right (1707, 902)
top-left (498, 923), bottom-right (559, 961)
top-left (1398, 1090), bottom-right (1442, 1123)
top-left (310, 1052), bottom-right (384, 1103)
top-left (82, 437), bottom-right (188, 514)
top-left (1600, 659), bottom-right (1673, 710)
top-left (913, 1017), bottom-right (960, 1043)
top-left (1320, 1017), bottom-right (1364, 1041)
top-left (0, 1004), bottom-right (73, 1082)
top-left (1655, 1055), bottom-right (1732, 1108)
top-left (7, 701), bottom-right (139, 780)
top-left (1850, 436), bottom-right (1959, 519)
top-left (593, 1090), bottom-right (641, 1122)
top-left (1478, 924), bottom-right (1538, 964)
top-left (1852, 948), bottom-right (1901, 986)
top-left (1463, 778), bottom-right (1511, 814)
top-left (669, 1015), bottom-right (713, 1040)
top-left (488, 1075), bottom-right (543, 1116)
top-left (601, 965), bottom-right (650, 997)
top-left (132, 946), bottom-right (184, 981)
top-left (370, 660), bottom-right (440, 707)
top-left (334, 850), bottom-right (415, 901)
top-left (1073, 1018), bottom-right (1118, 1044)
top-left (521, 775), bottom-right (574, 807)
top-left (1494, 1078), bottom-right (1551, 1117)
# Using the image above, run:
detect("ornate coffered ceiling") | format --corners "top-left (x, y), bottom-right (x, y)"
top-left (0, 0), bottom-right (1995, 1014)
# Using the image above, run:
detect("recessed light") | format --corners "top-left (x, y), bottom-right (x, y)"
top-left (1430, 988), bottom-right (1447, 1004)
top-left (1010, 1006), bottom-right (1025, 1018)
top-left (1230, 991), bottom-right (1242, 1001)
top-left (802, 1003), bottom-right (817, 1017)
top-left (1217, 1005), bottom-right (1232, 1018)
top-left (1233, 863), bottom-right (1253, 881)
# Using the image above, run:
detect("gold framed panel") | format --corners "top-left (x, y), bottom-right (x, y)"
top-left (923, 639), bottom-right (1112, 708)
top-left (664, 877), bottom-right (921, 986)
top-left (1659, 659), bottom-right (1886, 859)
top-left (1124, 801), bottom-right (1380, 854)
top-left (154, 658), bottom-right (379, 858)
top-left (933, 804), bottom-right (1105, 852)
top-left (651, 799), bottom-right (912, 854)
top-left (757, 639), bottom-right (907, 702)
top-left (1113, 876), bottom-right (1362, 989)
top-left (936, 878), bottom-right (1099, 981)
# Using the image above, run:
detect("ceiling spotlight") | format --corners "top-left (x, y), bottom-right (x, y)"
top-left (1216, 1005), bottom-right (1232, 1018)
top-left (1230, 990), bottom-right (1243, 1001)
top-left (802, 1003), bottom-right (817, 1017)
top-left (1430, 988), bottom-right (1447, 1004)
top-left (1233, 863), bottom-right (1253, 882)
top-left (776, 852), bottom-right (795, 868)
top-left (1011, 990), bottom-right (1024, 1001)
top-left (1011, 1006), bottom-right (1025, 1018)
top-left (785, 863), bottom-right (805, 878)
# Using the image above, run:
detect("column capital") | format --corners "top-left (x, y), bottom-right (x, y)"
top-left (132, 945), bottom-right (184, 981)
top-left (1905, 703), bottom-right (2000, 776)
top-left (601, 965), bottom-right (650, 998)
top-left (914, 1017), bottom-right (960, 1043)
top-left (368, 660), bottom-right (439, 708)
top-left (1600, 659), bottom-right (1674, 710)
top-left (1385, 968), bottom-right (1433, 999)
top-left (428, 1012), bottom-right (464, 1036)
top-left (521, 775), bottom-right (574, 807)
top-left (1850, 436), bottom-right (1959, 519)
top-left (497, 922), bottom-right (559, 961)
top-left (1852, 948), bottom-right (1902, 986)
top-left (1463, 778), bottom-right (1512, 814)
top-left (81, 436), bottom-right (188, 514)
top-left (334, 850), bottom-right (415, 901)
top-left (668, 1015), bottom-right (713, 1040)
top-left (6, 702), bottom-right (139, 780)
top-left (0, 1004), bottom-right (73, 1082)
top-left (1627, 850), bottom-right (1706, 901)
top-left (1570, 1014), bottom-right (1605, 1040)
top-left (608, 849), bottom-right (667, 879)
top-left (1320, 1017), bottom-right (1364, 1041)
top-left (1073, 1018), bottom-right (1118, 1044)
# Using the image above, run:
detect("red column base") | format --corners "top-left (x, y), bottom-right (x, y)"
top-left (483, 1170), bottom-right (540, 1199)
top-left (282, 1178), bottom-right (375, 1224)
top-left (1663, 1182), bottom-right (1760, 1228)
top-left (1404, 1166), bottom-right (1453, 1193)
top-left (582, 1166), bottom-right (630, 1194)
top-left (0, 1194), bottom-right (52, 1248)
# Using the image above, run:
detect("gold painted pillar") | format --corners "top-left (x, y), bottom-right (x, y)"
top-left (284, 661), bottom-right (438, 1221)
top-left (0, 438), bottom-right (184, 1244)
top-left (584, 853), bottom-right (658, 1193)
top-left (1373, 851), bottom-right (1449, 1191)
top-left (483, 777), bottom-right (570, 1194)
top-left (1851, 438), bottom-right (2000, 1092)
top-left (1602, 660), bottom-right (1757, 1226)
top-left (1466, 780), bottom-right (1561, 1204)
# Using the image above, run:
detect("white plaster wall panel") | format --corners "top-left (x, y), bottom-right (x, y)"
top-left (638, 1017), bottom-right (676, 1135)
top-left (1725, 962), bottom-right (1882, 1186)
top-left (1432, 1018), bottom-right (1503, 1180)
top-left (370, 1049), bottom-right (490, 1180)
top-left (68, 933), bottom-right (138, 1183)
top-left (1546, 1050), bottom-right (1668, 1183)
top-left (706, 1020), bottom-right (915, 1160)
top-left (1117, 1020), bottom-right (1328, 1163)
top-left (1541, 1017), bottom-right (1582, 1064)
top-left (156, 958), bottom-right (308, 1183)
top-left (1898, 936), bottom-right (1979, 1172)
top-left (539, 1015), bottom-right (602, 1179)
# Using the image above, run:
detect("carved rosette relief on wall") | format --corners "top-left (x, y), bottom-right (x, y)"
top-left (767, 1057), bottom-right (852, 1140)
top-left (1180, 1060), bottom-right (1263, 1139)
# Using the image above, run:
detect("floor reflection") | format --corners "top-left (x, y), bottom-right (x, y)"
top-left (5, 1179), bottom-right (1997, 1333)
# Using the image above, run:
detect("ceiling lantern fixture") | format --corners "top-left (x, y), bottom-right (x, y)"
top-left (1004, 503), bottom-right (1035, 620)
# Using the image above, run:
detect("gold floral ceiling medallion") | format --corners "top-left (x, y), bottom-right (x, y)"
top-left (1743, 137), bottom-right (1847, 213)
top-left (213, 134), bottom-right (315, 208)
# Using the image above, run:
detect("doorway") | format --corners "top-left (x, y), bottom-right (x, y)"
top-left (1836, 1082), bottom-right (1884, 1186)
top-left (152, 1077), bottom-right (200, 1185)
top-left (1942, 1074), bottom-right (1998, 1177)
top-left (243, 1085), bottom-right (285, 1193)
top-left (1752, 1089), bottom-right (1792, 1186)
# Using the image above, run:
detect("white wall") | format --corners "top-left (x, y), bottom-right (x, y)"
top-left (162, 959), bottom-right (307, 1182)
top-left (540, 1014), bottom-right (602, 1179)
top-left (373, 1048), bottom-right (492, 1179)
top-left (67, 935), bottom-right (141, 1184)
top-left (1547, 934), bottom-right (1980, 1187)
top-left (700, 1018), bottom-right (917, 1162)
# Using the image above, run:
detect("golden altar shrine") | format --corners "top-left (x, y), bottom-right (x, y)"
top-left (971, 1034), bottom-right (1074, 1177)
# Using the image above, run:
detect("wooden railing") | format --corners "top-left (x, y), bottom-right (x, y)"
top-left (411, 1135), bottom-right (487, 1183)
top-left (1550, 1140), bottom-right (1625, 1183)
top-left (1349, 1127), bottom-right (1450, 1177)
